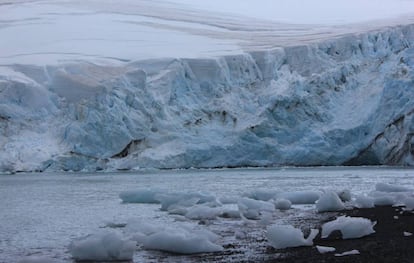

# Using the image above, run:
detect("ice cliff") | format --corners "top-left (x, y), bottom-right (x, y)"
top-left (1, 24), bottom-right (414, 172)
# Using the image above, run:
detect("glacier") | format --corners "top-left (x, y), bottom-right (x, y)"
top-left (1, 1), bottom-right (414, 172)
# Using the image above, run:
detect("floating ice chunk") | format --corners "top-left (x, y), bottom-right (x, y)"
top-left (220, 208), bottom-right (241, 219)
top-left (276, 191), bottom-right (321, 204)
top-left (335, 249), bottom-right (360, 256)
top-left (321, 216), bottom-right (375, 239)
top-left (238, 197), bottom-right (275, 220)
top-left (316, 191), bottom-right (345, 212)
top-left (143, 227), bottom-right (223, 254)
top-left (218, 196), bottom-right (238, 204)
top-left (157, 192), bottom-right (216, 211)
top-left (124, 219), bottom-right (161, 243)
top-left (404, 231), bottom-right (413, 236)
top-left (69, 230), bottom-right (136, 261)
top-left (374, 195), bottom-right (395, 206)
top-left (274, 198), bottom-right (292, 210)
top-left (17, 256), bottom-right (57, 263)
top-left (119, 189), bottom-right (161, 204)
top-left (337, 189), bottom-right (352, 202)
top-left (375, 183), bottom-right (411, 192)
top-left (266, 225), bottom-right (319, 249)
top-left (245, 189), bottom-right (278, 201)
top-left (355, 195), bottom-right (375, 208)
top-left (316, 245), bottom-right (336, 254)
top-left (185, 205), bottom-right (222, 220)
top-left (403, 197), bottom-right (414, 210)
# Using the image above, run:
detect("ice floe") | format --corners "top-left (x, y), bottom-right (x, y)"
top-left (266, 225), bottom-right (319, 249)
top-left (321, 216), bottom-right (376, 239)
top-left (69, 230), bottom-right (136, 261)
top-left (316, 191), bottom-right (345, 212)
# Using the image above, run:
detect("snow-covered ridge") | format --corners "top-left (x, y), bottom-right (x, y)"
top-left (1, 23), bottom-right (414, 172)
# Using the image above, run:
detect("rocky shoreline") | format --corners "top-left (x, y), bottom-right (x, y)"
top-left (267, 206), bottom-right (414, 263)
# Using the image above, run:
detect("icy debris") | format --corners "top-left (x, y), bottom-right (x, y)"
top-left (274, 198), bottom-right (292, 210)
top-left (373, 195), bottom-right (395, 206)
top-left (375, 183), bottom-right (411, 193)
top-left (157, 192), bottom-right (217, 211)
top-left (220, 208), bottom-right (241, 219)
top-left (394, 216), bottom-right (399, 219)
top-left (316, 191), bottom-right (345, 212)
top-left (276, 191), bottom-right (321, 204)
top-left (403, 231), bottom-right (413, 237)
top-left (124, 220), bottom-right (161, 243)
top-left (238, 197), bottom-right (275, 220)
top-left (124, 221), bottom-right (223, 254)
top-left (218, 196), bottom-right (238, 204)
top-left (355, 195), bottom-right (375, 208)
top-left (266, 225), bottom-right (319, 249)
top-left (245, 189), bottom-right (278, 201)
top-left (185, 205), bottom-right (222, 220)
top-left (316, 245), bottom-right (336, 254)
top-left (335, 249), bottom-right (360, 257)
top-left (69, 230), bottom-right (136, 261)
top-left (321, 216), bottom-right (376, 239)
top-left (337, 189), bottom-right (352, 202)
top-left (119, 189), bottom-right (161, 204)
top-left (17, 256), bottom-right (57, 263)
top-left (403, 197), bottom-right (414, 210)
top-left (142, 226), bottom-right (223, 254)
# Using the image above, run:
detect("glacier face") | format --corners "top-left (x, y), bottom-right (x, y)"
top-left (1, 24), bottom-right (414, 172)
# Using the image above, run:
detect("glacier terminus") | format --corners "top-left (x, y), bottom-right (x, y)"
top-left (1, 0), bottom-right (414, 172)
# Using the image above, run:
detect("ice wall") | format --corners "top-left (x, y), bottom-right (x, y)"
top-left (1, 24), bottom-right (414, 172)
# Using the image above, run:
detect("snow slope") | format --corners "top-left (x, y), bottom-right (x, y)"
top-left (1, 0), bottom-right (414, 172)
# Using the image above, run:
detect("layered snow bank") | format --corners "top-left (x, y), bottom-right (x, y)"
top-left (2, 14), bottom-right (414, 171)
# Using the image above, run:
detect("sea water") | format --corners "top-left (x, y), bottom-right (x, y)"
top-left (0, 167), bottom-right (412, 262)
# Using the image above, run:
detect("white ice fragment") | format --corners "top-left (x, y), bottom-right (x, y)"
top-left (185, 205), bottom-right (222, 220)
top-left (124, 219), bottom-right (161, 243)
top-left (316, 245), bottom-right (336, 254)
top-left (119, 189), bottom-right (161, 204)
top-left (403, 231), bottom-right (413, 237)
top-left (143, 227), bottom-right (223, 254)
top-left (238, 197), bottom-right (275, 220)
top-left (218, 196), bottom-right (239, 204)
top-left (157, 192), bottom-right (216, 211)
top-left (17, 256), bottom-right (57, 263)
top-left (355, 195), bottom-right (375, 208)
top-left (316, 191), bottom-right (345, 212)
top-left (220, 208), bottom-right (241, 219)
top-left (246, 189), bottom-right (278, 201)
top-left (374, 195), bottom-right (395, 206)
top-left (274, 198), bottom-right (292, 210)
top-left (394, 216), bottom-right (399, 219)
top-left (69, 230), bottom-right (136, 261)
top-left (335, 249), bottom-right (360, 256)
top-left (276, 191), bottom-right (321, 204)
top-left (337, 189), bottom-right (352, 202)
top-left (266, 225), bottom-right (319, 249)
top-left (321, 216), bottom-right (375, 239)
top-left (403, 197), bottom-right (414, 211)
top-left (375, 183), bottom-right (411, 193)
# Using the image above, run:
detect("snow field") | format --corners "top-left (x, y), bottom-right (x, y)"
top-left (68, 181), bottom-right (414, 261)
